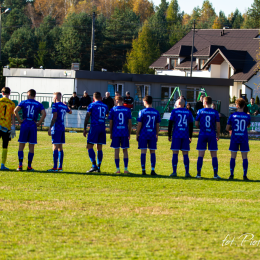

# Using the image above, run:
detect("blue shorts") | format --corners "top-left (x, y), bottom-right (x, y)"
top-left (18, 122), bottom-right (37, 144)
top-left (171, 137), bottom-right (190, 151)
top-left (111, 136), bottom-right (129, 149)
top-left (229, 141), bottom-right (250, 152)
top-left (138, 138), bottom-right (157, 150)
top-left (196, 135), bottom-right (218, 151)
top-left (87, 126), bottom-right (106, 145)
top-left (52, 131), bottom-right (65, 144)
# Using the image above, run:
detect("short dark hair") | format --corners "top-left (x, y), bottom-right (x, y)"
top-left (251, 97), bottom-right (255, 100)
top-left (1, 87), bottom-right (10, 94)
top-left (204, 96), bottom-right (212, 105)
top-left (54, 92), bottom-right (62, 99)
top-left (236, 98), bottom-right (246, 109)
top-left (73, 92), bottom-right (76, 95)
top-left (143, 95), bottom-right (153, 105)
top-left (93, 92), bottom-right (101, 99)
top-left (28, 89), bottom-right (36, 97)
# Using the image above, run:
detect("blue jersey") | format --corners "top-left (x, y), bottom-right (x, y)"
top-left (51, 102), bottom-right (70, 132)
top-left (87, 101), bottom-right (109, 129)
top-left (196, 108), bottom-right (220, 136)
top-left (227, 112), bottom-right (251, 143)
top-left (137, 108), bottom-right (161, 139)
top-left (18, 99), bottom-right (45, 125)
top-left (170, 108), bottom-right (193, 139)
top-left (108, 106), bottom-right (132, 137)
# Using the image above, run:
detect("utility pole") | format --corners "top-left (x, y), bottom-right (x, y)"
top-left (90, 12), bottom-right (95, 71)
top-left (190, 19), bottom-right (195, 77)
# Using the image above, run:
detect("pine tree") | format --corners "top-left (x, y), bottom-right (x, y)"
top-left (242, 0), bottom-right (260, 28)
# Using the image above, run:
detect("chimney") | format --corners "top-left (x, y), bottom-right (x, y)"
top-left (220, 31), bottom-right (223, 36)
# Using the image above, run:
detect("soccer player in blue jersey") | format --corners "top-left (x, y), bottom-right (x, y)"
top-left (195, 96), bottom-right (221, 179)
top-left (226, 98), bottom-right (251, 180)
top-left (83, 92), bottom-right (109, 173)
top-left (109, 96), bottom-right (132, 173)
top-left (168, 99), bottom-right (194, 177)
top-left (14, 89), bottom-right (46, 171)
top-left (136, 95), bottom-right (161, 176)
top-left (47, 92), bottom-right (72, 172)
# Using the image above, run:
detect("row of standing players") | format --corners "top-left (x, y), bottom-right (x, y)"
top-left (0, 88), bottom-right (251, 180)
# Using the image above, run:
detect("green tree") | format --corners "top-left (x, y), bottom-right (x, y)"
top-left (8, 57), bottom-right (27, 68)
top-left (199, 0), bottom-right (216, 28)
top-left (124, 22), bottom-right (160, 74)
top-left (242, 0), bottom-right (260, 28)
top-left (166, 0), bottom-right (183, 26)
top-left (34, 41), bottom-right (48, 68)
top-left (228, 9), bottom-right (244, 28)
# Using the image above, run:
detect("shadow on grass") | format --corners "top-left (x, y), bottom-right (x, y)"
top-left (9, 169), bottom-right (260, 183)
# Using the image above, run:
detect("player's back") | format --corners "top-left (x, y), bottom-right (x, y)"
top-left (88, 101), bottom-right (108, 128)
top-left (170, 108), bottom-right (193, 138)
top-left (19, 99), bottom-right (44, 125)
top-left (0, 97), bottom-right (15, 130)
top-left (228, 112), bottom-right (250, 143)
top-left (109, 106), bottom-right (131, 137)
top-left (52, 102), bottom-right (69, 131)
top-left (196, 108), bottom-right (219, 136)
top-left (138, 108), bottom-right (161, 139)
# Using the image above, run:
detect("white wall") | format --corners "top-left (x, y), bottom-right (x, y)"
top-left (246, 72), bottom-right (260, 98)
top-left (210, 64), bottom-right (221, 78)
top-left (6, 77), bottom-right (74, 95)
top-left (243, 84), bottom-right (252, 99)
top-left (220, 61), bottom-right (229, 78)
top-left (156, 69), bottom-right (210, 78)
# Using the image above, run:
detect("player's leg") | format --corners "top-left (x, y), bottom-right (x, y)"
top-left (48, 144), bottom-right (59, 172)
top-left (242, 152), bottom-right (249, 181)
top-left (96, 144), bottom-right (103, 172)
top-left (58, 144), bottom-right (64, 171)
top-left (87, 143), bottom-right (98, 172)
top-left (229, 151), bottom-right (237, 179)
top-left (182, 151), bottom-right (191, 178)
top-left (17, 143), bottom-right (26, 171)
top-left (210, 151), bottom-right (220, 179)
top-left (27, 144), bottom-right (35, 171)
top-left (123, 148), bottom-right (129, 173)
top-left (141, 149), bottom-right (147, 175)
top-left (1, 131), bottom-right (11, 170)
top-left (171, 151), bottom-right (179, 177)
top-left (197, 150), bottom-right (205, 178)
top-left (150, 149), bottom-right (157, 176)
top-left (114, 148), bottom-right (120, 173)
top-left (196, 135), bottom-right (206, 178)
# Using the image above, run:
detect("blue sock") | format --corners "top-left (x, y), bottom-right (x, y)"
top-left (58, 151), bottom-right (64, 169)
top-left (230, 158), bottom-right (235, 176)
top-left (141, 154), bottom-right (146, 171)
top-left (18, 151), bottom-right (23, 167)
top-left (197, 157), bottom-right (203, 174)
top-left (97, 151), bottom-right (103, 166)
top-left (28, 153), bottom-right (34, 168)
top-left (172, 154), bottom-right (178, 173)
top-left (183, 154), bottom-right (189, 174)
top-left (53, 150), bottom-right (58, 169)
top-left (88, 149), bottom-right (96, 167)
top-left (243, 159), bottom-right (248, 177)
top-left (124, 158), bottom-right (128, 170)
top-left (212, 157), bottom-right (218, 176)
top-left (151, 153), bottom-right (156, 171)
top-left (115, 159), bottom-right (120, 169)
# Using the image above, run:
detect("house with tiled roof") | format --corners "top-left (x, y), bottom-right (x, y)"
top-left (150, 29), bottom-right (260, 100)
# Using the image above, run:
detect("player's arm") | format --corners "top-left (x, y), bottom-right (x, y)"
top-left (168, 120), bottom-right (173, 141)
top-left (226, 124), bottom-right (231, 131)
top-left (156, 122), bottom-right (160, 141)
top-left (10, 113), bottom-right (16, 139)
top-left (109, 120), bottom-right (113, 139)
top-left (216, 122), bottom-right (220, 141)
top-left (128, 119), bottom-right (132, 140)
top-left (48, 112), bottom-right (57, 136)
top-left (189, 122), bottom-right (193, 142)
top-left (195, 121), bottom-right (199, 129)
top-left (136, 122), bottom-right (142, 141)
top-left (14, 106), bottom-right (23, 124)
top-left (37, 109), bottom-right (46, 127)
top-left (83, 112), bottom-right (91, 137)
top-left (68, 108), bottom-right (72, 115)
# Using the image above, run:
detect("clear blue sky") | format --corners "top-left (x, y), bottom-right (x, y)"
top-left (152, 0), bottom-right (254, 16)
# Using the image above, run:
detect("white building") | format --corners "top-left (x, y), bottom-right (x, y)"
top-left (150, 29), bottom-right (260, 100)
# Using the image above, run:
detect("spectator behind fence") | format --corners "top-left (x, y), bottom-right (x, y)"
top-left (186, 103), bottom-right (195, 118)
top-left (195, 95), bottom-right (204, 112)
top-left (114, 91), bottom-right (121, 106)
top-left (174, 96), bottom-right (186, 108)
top-left (103, 92), bottom-right (114, 111)
top-left (79, 91), bottom-right (91, 110)
top-left (212, 103), bottom-right (221, 117)
top-left (68, 92), bottom-right (80, 110)
top-left (247, 97), bottom-right (258, 115)
top-left (123, 91), bottom-right (134, 109)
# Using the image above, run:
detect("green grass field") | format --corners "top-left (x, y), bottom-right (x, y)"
top-left (1, 131), bottom-right (260, 259)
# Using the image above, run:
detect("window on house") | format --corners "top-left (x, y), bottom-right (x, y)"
top-left (170, 58), bottom-right (178, 69)
top-left (108, 83), bottom-right (124, 97)
top-left (161, 86), bottom-right (178, 102)
top-left (199, 59), bottom-right (207, 70)
top-left (135, 85), bottom-right (150, 101)
top-left (228, 66), bottom-right (233, 78)
top-left (186, 87), bottom-right (200, 102)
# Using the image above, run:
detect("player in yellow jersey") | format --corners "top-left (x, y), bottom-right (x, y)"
top-left (0, 87), bottom-right (16, 170)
